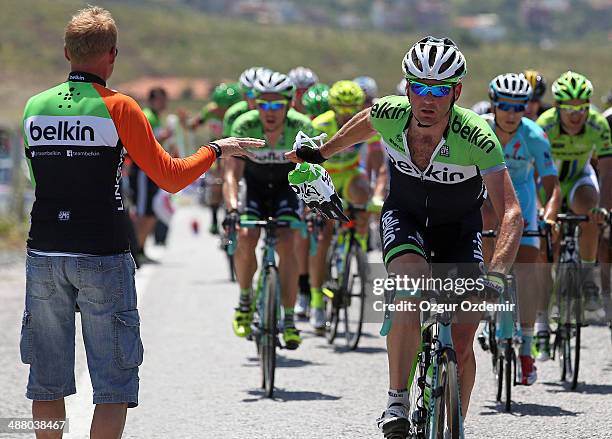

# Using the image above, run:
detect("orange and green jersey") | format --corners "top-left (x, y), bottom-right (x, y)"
top-left (22, 71), bottom-right (216, 254)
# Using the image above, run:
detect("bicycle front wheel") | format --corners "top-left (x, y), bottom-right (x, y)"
top-left (429, 350), bottom-right (461, 439)
top-left (260, 267), bottom-right (279, 398)
top-left (342, 244), bottom-right (367, 350)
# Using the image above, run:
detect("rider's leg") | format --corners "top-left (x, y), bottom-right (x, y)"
top-left (295, 230), bottom-right (311, 317)
top-left (386, 254), bottom-right (429, 392)
top-left (515, 245), bottom-right (540, 384)
top-left (235, 228), bottom-right (260, 292)
top-left (451, 320), bottom-right (480, 416)
top-left (571, 184), bottom-right (599, 261)
top-left (277, 229), bottom-right (299, 315)
top-left (309, 219), bottom-right (334, 307)
top-left (598, 229), bottom-right (611, 320)
top-left (571, 183), bottom-right (601, 310)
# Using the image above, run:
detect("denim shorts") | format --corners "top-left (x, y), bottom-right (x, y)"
top-left (20, 251), bottom-right (143, 407)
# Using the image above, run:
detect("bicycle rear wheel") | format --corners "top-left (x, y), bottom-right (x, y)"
top-left (429, 350), bottom-right (461, 439)
top-left (342, 244), bottom-right (367, 350)
top-left (260, 267), bottom-right (278, 398)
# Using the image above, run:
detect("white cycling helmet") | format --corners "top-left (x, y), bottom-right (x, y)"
top-left (253, 71), bottom-right (295, 98)
top-left (402, 36), bottom-right (467, 84)
top-left (353, 76), bottom-right (378, 99)
top-left (396, 79), bottom-right (407, 96)
top-left (239, 67), bottom-right (272, 91)
top-left (489, 73), bottom-right (533, 101)
top-left (288, 67), bottom-right (318, 90)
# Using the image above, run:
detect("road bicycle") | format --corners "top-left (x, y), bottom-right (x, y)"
top-left (323, 203), bottom-right (375, 350)
top-left (479, 228), bottom-right (552, 412)
top-left (230, 217), bottom-right (308, 397)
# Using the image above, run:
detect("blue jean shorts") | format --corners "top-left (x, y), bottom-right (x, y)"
top-left (20, 251), bottom-right (143, 407)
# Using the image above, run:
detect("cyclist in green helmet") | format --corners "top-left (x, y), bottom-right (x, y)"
top-left (301, 83), bottom-right (330, 119)
top-left (534, 71), bottom-right (612, 359)
top-left (189, 82), bottom-right (243, 234)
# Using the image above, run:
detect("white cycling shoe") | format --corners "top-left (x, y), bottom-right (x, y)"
top-left (295, 293), bottom-right (310, 319)
top-left (310, 307), bottom-right (326, 333)
top-left (376, 404), bottom-right (410, 437)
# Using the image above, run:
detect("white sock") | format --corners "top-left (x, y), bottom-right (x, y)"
top-left (387, 388), bottom-right (409, 408)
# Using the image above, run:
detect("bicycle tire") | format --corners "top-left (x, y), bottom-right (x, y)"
top-left (228, 253), bottom-right (236, 282)
top-left (343, 244), bottom-right (367, 350)
top-left (495, 351), bottom-right (503, 403)
top-left (570, 279), bottom-right (581, 389)
top-left (325, 238), bottom-right (342, 344)
top-left (261, 267), bottom-right (278, 398)
top-left (430, 350), bottom-right (461, 439)
top-left (504, 343), bottom-right (512, 412)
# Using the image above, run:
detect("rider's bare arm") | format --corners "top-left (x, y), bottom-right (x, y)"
top-left (372, 158), bottom-right (388, 201)
top-left (483, 169), bottom-right (523, 273)
top-left (223, 157), bottom-right (245, 211)
top-left (320, 108), bottom-right (378, 159)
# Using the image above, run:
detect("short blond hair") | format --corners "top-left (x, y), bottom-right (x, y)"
top-left (64, 6), bottom-right (117, 64)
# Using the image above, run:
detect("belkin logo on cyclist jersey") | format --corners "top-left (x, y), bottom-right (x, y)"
top-left (29, 120), bottom-right (94, 142)
top-left (450, 115), bottom-right (497, 153)
top-left (371, 101), bottom-right (408, 120)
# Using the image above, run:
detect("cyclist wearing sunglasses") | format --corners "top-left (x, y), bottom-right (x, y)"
top-left (288, 66), bottom-right (319, 114)
top-left (224, 71), bottom-right (315, 349)
top-left (535, 71), bottom-right (612, 320)
top-left (479, 73), bottom-right (561, 384)
top-left (304, 80), bottom-right (376, 333)
top-left (287, 36), bottom-right (523, 436)
top-left (222, 66), bottom-right (272, 138)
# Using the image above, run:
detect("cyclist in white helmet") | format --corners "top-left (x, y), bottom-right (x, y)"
top-left (223, 67), bottom-right (273, 138)
top-left (479, 73), bottom-right (561, 385)
top-left (287, 36), bottom-right (522, 437)
top-left (225, 71), bottom-right (316, 349)
top-left (288, 66), bottom-right (319, 114)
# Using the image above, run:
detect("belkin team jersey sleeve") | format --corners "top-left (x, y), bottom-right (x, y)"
top-left (95, 85), bottom-right (216, 193)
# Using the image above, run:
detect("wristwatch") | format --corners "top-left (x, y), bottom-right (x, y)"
top-left (209, 141), bottom-right (222, 158)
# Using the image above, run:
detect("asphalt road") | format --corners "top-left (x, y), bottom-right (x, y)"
top-left (1, 206), bottom-right (611, 438)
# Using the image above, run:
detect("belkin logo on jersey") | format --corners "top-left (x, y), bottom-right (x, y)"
top-left (450, 115), bottom-right (497, 153)
top-left (370, 101), bottom-right (408, 120)
top-left (29, 120), bottom-right (94, 142)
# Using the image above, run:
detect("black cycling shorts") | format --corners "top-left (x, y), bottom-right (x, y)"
top-left (129, 167), bottom-right (158, 217)
top-left (380, 204), bottom-right (484, 279)
top-left (242, 180), bottom-right (301, 221)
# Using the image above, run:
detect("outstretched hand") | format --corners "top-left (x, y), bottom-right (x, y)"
top-left (215, 137), bottom-right (265, 160)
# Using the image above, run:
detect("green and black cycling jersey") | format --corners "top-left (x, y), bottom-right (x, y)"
top-left (370, 95), bottom-right (505, 229)
top-left (223, 100), bottom-right (250, 138)
top-left (231, 108), bottom-right (315, 186)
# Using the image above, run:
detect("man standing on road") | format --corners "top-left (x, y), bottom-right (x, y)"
top-left (128, 87), bottom-right (172, 263)
top-left (19, 6), bottom-right (262, 439)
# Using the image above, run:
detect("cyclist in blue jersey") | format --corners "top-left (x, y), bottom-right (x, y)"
top-left (480, 73), bottom-right (561, 384)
